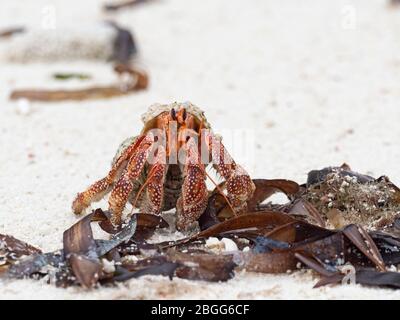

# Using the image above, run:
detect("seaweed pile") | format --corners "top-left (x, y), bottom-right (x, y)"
top-left (2, 165), bottom-right (400, 290)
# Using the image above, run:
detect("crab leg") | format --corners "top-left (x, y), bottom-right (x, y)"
top-left (137, 145), bottom-right (168, 215)
top-left (108, 133), bottom-right (155, 225)
top-left (72, 135), bottom-right (145, 215)
top-left (176, 137), bottom-right (208, 231)
top-left (205, 132), bottom-right (255, 213)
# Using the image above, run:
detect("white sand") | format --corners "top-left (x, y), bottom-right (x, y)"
top-left (1, 0), bottom-right (400, 299)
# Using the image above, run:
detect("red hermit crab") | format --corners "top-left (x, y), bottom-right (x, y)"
top-left (72, 102), bottom-right (255, 230)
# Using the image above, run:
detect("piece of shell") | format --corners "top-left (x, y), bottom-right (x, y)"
top-left (140, 101), bottom-right (211, 130)
top-left (221, 238), bottom-right (238, 252)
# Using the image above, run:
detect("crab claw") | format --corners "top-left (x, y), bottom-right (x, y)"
top-left (176, 137), bottom-right (208, 231)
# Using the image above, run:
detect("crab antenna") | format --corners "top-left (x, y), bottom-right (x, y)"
top-left (129, 165), bottom-right (158, 215)
top-left (201, 166), bottom-right (237, 216)
top-left (197, 121), bottom-right (236, 215)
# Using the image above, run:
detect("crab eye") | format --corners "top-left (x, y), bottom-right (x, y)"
top-left (171, 108), bottom-right (176, 120)
top-left (182, 108), bottom-right (187, 121)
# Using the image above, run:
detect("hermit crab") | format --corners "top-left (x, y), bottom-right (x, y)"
top-left (72, 102), bottom-right (255, 230)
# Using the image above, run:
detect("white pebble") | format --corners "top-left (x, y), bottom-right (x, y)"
top-left (101, 258), bottom-right (115, 273)
top-left (221, 238), bottom-right (238, 252)
top-left (122, 255), bottom-right (138, 263)
top-left (16, 98), bottom-right (32, 116)
top-left (388, 265), bottom-right (397, 272)
top-left (205, 237), bottom-right (221, 248)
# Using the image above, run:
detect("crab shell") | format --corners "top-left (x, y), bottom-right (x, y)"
top-left (112, 101), bottom-right (213, 166)
top-left (140, 101), bottom-right (211, 133)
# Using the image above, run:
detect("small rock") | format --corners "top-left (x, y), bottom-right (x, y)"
top-left (15, 98), bottom-right (32, 116)
top-left (101, 258), bottom-right (115, 273)
top-left (221, 238), bottom-right (238, 252)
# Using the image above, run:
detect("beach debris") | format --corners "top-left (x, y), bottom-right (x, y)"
top-left (103, 0), bottom-right (153, 12)
top-left (107, 22), bottom-right (137, 65)
top-left (389, 0), bottom-right (400, 7)
top-left (9, 67), bottom-right (148, 102)
top-left (63, 211), bottom-right (104, 288)
top-left (169, 251), bottom-right (236, 282)
top-left (304, 164), bottom-right (400, 232)
top-left (0, 234), bottom-right (41, 271)
top-left (246, 179), bottom-right (300, 211)
top-left (114, 63), bottom-right (149, 89)
top-left (2, 23), bottom-right (136, 63)
top-left (0, 26), bottom-right (25, 39)
top-left (3, 164), bottom-right (400, 290)
top-left (6, 21), bottom-right (147, 102)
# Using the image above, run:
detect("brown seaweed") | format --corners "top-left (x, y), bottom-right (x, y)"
top-left (103, 0), bottom-right (152, 11)
top-left (195, 211), bottom-right (295, 240)
top-left (247, 179), bottom-right (300, 211)
top-left (10, 74), bottom-right (148, 102)
top-left (63, 212), bottom-right (102, 288)
top-left (0, 234), bottom-right (41, 266)
top-left (0, 26), bottom-right (25, 38)
top-left (170, 251), bottom-right (236, 282)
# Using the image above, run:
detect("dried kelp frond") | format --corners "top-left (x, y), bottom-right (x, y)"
top-left (246, 179), bottom-right (300, 211)
top-left (133, 213), bottom-right (169, 241)
top-left (96, 217), bottom-right (138, 257)
top-left (169, 251), bottom-right (236, 282)
top-left (10, 60), bottom-right (148, 103)
top-left (103, 0), bottom-right (152, 11)
top-left (288, 199), bottom-right (325, 227)
top-left (117, 250), bottom-right (236, 282)
top-left (6, 210), bottom-right (139, 287)
top-left (63, 212), bottom-right (103, 288)
top-left (6, 251), bottom-right (71, 287)
top-left (0, 26), bottom-right (25, 38)
top-left (370, 232), bottom-right (400, 266)
top-left (198, 193), bottom-right (221, 231)
top-left (10, 72), bottom-right (148, 102)
top-left (200, 179), bottom-right (300, 223)
top-left (0, 234), bottom-right (41, 270)
top-left (195, 211), bottom-right (295, 239)
top-left (305, 166), bottom-right (400, 231)
top-left (113, 263), bottom-right (180, 282)
top-left (237, 251), bottom-right (297, 274)
top-left (342, 224), bottom-right (386, 271)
